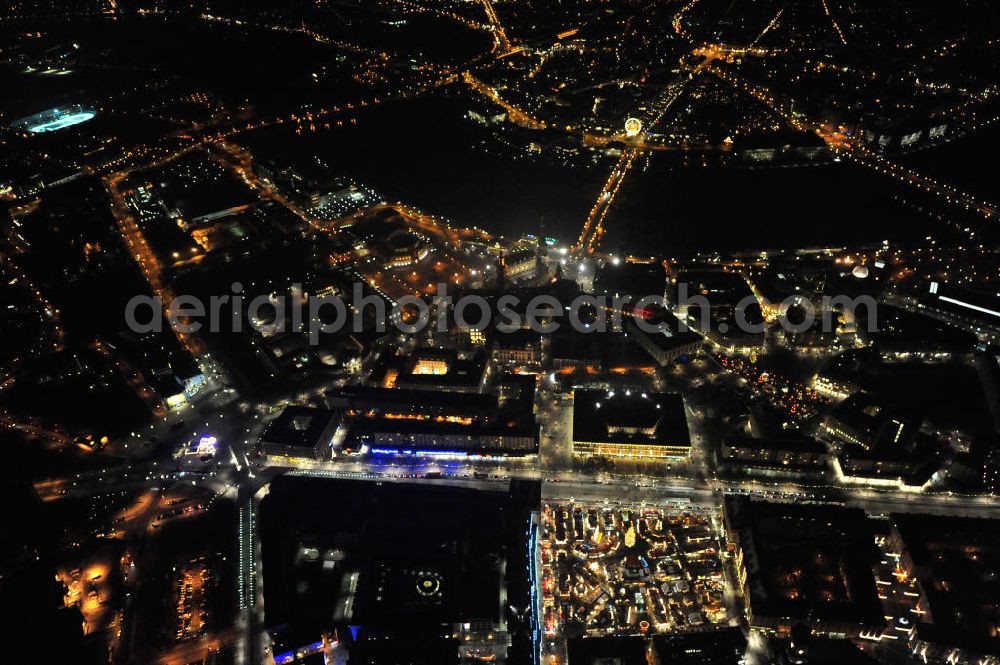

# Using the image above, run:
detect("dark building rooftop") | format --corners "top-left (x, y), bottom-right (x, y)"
top-left (551, 327), bottom-right (655, 372)
top-left (489, 328), bottom-right (542, 351)
top-left (594, 260), bottom-right (666, 299)
top-left (724, 497), bottom-right (883, 634)
top-left (779, 631), bottom-right (883, 665)
top-left (859, 304), bottom-right (977, 353)
top-left (371, 347), bottom-right (491, 392)
top-left (920, 281), bottom-right (1000, 331)
top-left (325, 385), bottom-right (498, 417)
top-left (625, 311), bottom-right (704, 364)
top-left (338, 373), bottom-right (537, 456)
top-left (173, 179), bottom-right (257, 223)
top-left (572, 389), bottom-right (690, 449)
top-left (345, 413), bottom-right (539, 455)
top-left (674, 270), bottom-right (756, 307)
top-left (892, 513), bottom-right (1000, 658)
top-left (567, 636), bottom-right (647, 665)
top-left (823, 391), bottom-right (920, 449)
top-left (652, 627), bottom-right (747, 665)
top-left (260, 406), bottom-right (338, 451)
top-left (726, 435), bottom-right (827, 456)
top-left (259, 477), bottom-right (534, 659)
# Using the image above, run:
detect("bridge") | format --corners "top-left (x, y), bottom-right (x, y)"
top-left (479, 0), bottom-right (512, 53)
top-left (573, 149), bottom-right (638, 255)
top-left (708, 63), bottom-right (1000, 222)
top-left (572, 50), bottom-right (716, 256)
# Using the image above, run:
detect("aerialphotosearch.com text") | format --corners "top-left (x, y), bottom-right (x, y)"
top-left (125, 282), bottom-right (877, 343)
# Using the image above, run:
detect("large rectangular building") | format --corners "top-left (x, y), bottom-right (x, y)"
top-left (371, 347), bottom-right (492, 393)
top-left (626, 315), bottom-right (703, 367)
top-left (672, 270), bottom-right (766, 352)
top-left (258, 406), bottom-right (339, 461)
top-left (259, 477), bottom-right (540, 664)
top-left (723, 497), bottom-right (883, 638)
top-left (488, 329), bottom-right (543, 367)
top-left (719, 436), bottom-right (829, 479)
top-left (821, 392), bottom-right (942, 491)
top-left (341, 376), bottom-right (539, 458)
top-left (919, 281), bottom-right (1000, 335)
top-left (571, 389), bottom-right (691, 459)
top-left (346, 417), bottom-right (539, 458)
top-left (821, 392), bottom-right (918, 451)
top-left (324, 385), bottom-right (498, 419)
top-left (889, 514), bottom-right (1000, 665)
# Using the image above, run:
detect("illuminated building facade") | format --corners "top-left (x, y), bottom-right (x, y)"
top-left (384, 229), bottom-right (430, 268)
top-left (830, 448), bottom-right (937, 492)
top-left (489, 329), bottom-right (542, 366)
top-left (412, 357), bottom-right (449, 375)
top-left (502, 246), bottom-right (538, 282)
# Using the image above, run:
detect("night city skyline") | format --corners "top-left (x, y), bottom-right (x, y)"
top-left (2, 1), bottom-right (1000, 665)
